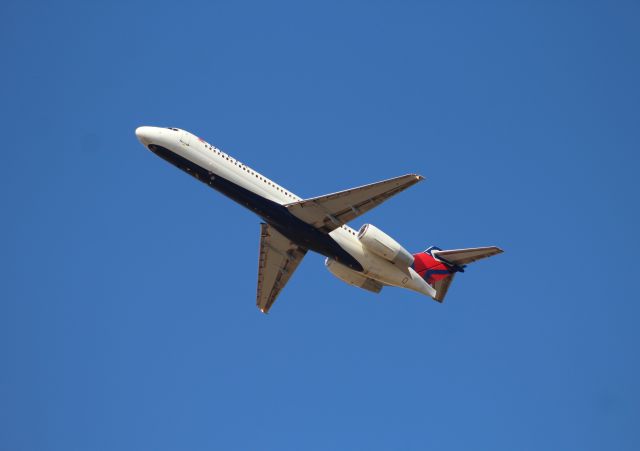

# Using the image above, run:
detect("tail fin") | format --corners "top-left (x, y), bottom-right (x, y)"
top-left (411, 246), bottom-right (503, 302)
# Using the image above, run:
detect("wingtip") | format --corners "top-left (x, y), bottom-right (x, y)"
top-left (412, 174), bottom-right (425, 181)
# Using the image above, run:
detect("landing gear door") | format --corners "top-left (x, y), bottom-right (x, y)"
top-left (179, 130), bottom-right (191, 147)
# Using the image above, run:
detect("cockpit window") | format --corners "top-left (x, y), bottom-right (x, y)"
top-left (166, 128), bottom-right (179, 131)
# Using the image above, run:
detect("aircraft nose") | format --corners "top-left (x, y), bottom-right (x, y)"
top-left (135, 126), bottom-right (155, 146)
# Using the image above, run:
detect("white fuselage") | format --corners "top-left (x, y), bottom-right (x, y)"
top-left (136, 127), bottom-right (435, 298)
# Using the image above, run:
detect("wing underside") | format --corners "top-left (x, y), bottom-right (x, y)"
top-left (257, 223), bottom-right (307, 313)
top-left (285, 174), bottom-right (424, 233)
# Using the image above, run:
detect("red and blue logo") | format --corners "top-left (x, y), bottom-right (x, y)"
top-left (411, 246), bottom-right (464, 286)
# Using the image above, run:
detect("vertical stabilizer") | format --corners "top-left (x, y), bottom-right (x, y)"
top-left (411, 246), bottom-right (503, 302)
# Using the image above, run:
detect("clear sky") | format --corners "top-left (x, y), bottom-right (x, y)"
top-left (2, 1), bottom-right (639, 450)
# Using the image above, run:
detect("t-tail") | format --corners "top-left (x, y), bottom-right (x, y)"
top-left (411, 246), bottom-right (503, 302)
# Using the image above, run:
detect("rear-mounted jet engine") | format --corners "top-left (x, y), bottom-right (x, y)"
top-left (357, 224), bottom-right (414, 267)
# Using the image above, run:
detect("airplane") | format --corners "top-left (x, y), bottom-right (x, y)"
top-left (135, 126), bottom-right (503, 313)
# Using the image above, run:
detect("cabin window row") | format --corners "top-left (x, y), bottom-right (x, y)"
top-left (200, 141), bottom-right (353, 233)
top-left (202, 142), bottom-right (299, 200)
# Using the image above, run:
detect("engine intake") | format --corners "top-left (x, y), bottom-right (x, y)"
top-left (357, 224), bottom-right (414, 267)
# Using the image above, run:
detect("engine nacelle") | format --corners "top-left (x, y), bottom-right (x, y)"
top-left (357, 224), bottom-right (414, 267)
top-left (325, 258), bottom-right (383, 293)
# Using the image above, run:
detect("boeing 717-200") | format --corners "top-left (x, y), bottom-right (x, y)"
top-left (136, 126), bottom-right (503, 313)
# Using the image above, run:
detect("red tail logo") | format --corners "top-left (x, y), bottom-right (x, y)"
top-left (411, 247), bottom-right (457, 286)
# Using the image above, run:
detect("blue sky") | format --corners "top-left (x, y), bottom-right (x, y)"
top-left (2, 1), bottom-right (639, 449)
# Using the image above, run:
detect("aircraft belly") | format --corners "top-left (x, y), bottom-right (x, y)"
top-left (183, 144), bottom-right (282, 205)
top-left (147, 144), bottom-right (363, 271)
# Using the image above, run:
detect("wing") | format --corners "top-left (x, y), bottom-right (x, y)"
top-left (433, 246), bottom-right (503, 266)
top-left (257, 223), bottom-right (307, 313)
top-left (285, 174), bottom-right (424, 233)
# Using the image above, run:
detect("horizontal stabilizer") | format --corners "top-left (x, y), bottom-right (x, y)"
top-left (432, 246), bottom-right (503, 266)
top-left (286, 174), bottom-right (424, 233)
top-left (413, 246), bottom-right (503, 303)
